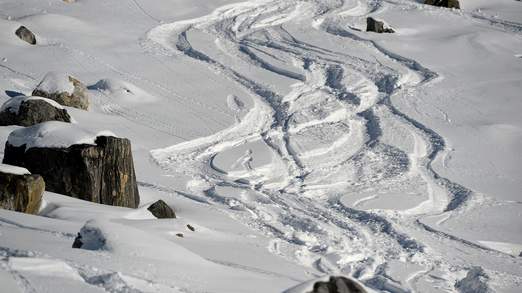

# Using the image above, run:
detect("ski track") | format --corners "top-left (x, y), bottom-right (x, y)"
top-left (138, 0), bottom-right (520, 292)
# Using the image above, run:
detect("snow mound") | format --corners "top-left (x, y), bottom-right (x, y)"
top-left (0, 96), bottom-right (65, 114)
top-left (7, 121), bottom-right (116, 150)
top-left (91, 79), bottom-right (158, 104)
top-left (34, 72), bottom-right (75, 95)
top-left (0, 163), bottom-right (30, 175)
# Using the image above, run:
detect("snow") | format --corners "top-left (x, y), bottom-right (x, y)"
top-left (7, 121), bottom-right (116, 150)
top-left (0, 163), bottom-right (30, 175)
top-left (34, 72), bottom-right (75, 95)
top-left (1, 0), bottom-right (521, 292)
top-left (0, 96), bottom-right (65, 114)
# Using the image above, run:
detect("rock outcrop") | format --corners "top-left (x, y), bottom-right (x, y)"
top-left (307, 276), bottom-right (367, 293)
top-left (425, 0), bottom-right (460, 9)
top-left (15, 26), bottom-right (36, 45)
top-left (366, 17), bottom-right (395, 33)
top-left (32, 72), bottom-right (89, 110)
top-left (0, 164), bottom-right (44, 214)
top-left (0, 96), bottom-right (71, 126)
top-left (3, 125), bottom-right (139, 208)
top-left (147, 200), bottom-right (176, 219)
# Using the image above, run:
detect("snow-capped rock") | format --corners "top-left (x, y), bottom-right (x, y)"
top-left (32, 72), bottom-right (89, 110)
top-left (0, 96), bottom-right (71, 126)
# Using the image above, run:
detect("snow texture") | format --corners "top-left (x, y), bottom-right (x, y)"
top-left (0, 0), bottom-right (521, 292)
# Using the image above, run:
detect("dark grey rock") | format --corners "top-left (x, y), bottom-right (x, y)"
top-left (0, 166), bottom-right (44, 214)
top-left (366, 17), bottom-right (395, 33)
top-left (187, 224), bottom-right (195, 231)
top-left (147, 200), bottom-right (176, 219)
top-left (455, 267), bottom-right (492, 293)
top-left (72, 222), bottom-right (107, 250)
top-left (0, 98), bottom-right (71, 126)
top-left (15, 26), bottom-right (36, 45)
top-left (3, 136), bottom-right (140, 208)
top-left (308, 276), bottom-right (367, 293)
top-left (32, 74), bottom-right (89, 110)
top-left (425, 0), bottom-right (460, 9)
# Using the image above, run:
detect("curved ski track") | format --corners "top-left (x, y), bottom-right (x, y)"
top-left (146, 0), bottom-right (522, 292)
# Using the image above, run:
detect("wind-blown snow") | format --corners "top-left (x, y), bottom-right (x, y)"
top-left (0, 0), bottom-right (521, 292)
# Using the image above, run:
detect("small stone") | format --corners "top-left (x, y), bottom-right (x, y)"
top-left (424, 0), bottom-right (460, 9)
top-left (147, 200), bottom-right (176, 219)
top-left (186, 224), bottom-right (195, 232)
top-left (307, 276), bottom-right (367, 293)
top-left (176, 233), bottom-right (184, 238)
top-left (366, 17), bottom-right (395, 34)
top-left (15, 26), bottom-right (36, 45)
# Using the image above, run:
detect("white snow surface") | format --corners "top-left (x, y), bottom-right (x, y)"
top-left (0, 163), bottom-right (30, 175)
top-left (7, 121), bottom-right (116, 150)
top-left (0, 0), bottom-right (521, 292)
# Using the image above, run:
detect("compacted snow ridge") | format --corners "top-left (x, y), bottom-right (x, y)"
top-left (0, 0), bottom-right (521, 292)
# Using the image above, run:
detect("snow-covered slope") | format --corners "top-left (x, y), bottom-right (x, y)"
top-left (1, 0), bottom-right (521, 292)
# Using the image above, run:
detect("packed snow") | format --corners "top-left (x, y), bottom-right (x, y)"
top-left (0, 0), bottom-right (521, 292)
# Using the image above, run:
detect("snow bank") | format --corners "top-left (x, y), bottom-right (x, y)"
top-left (0, 163), bottom-right (30, 175)
top-left (7, 121), bottom-right (116, 150)
top-left (34, 72), bottom-right (75, 95)
top-left (0, 96), bottom-right (65, 114)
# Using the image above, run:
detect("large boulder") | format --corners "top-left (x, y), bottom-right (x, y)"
top-left (15, 26), bottom-right (36, 45)
top-left (0, 164), bottom-right (44, 214)
top-left (147, 200), bottom-right (176, 219)
top-left (3, 122), bottom-right (139, 208)
top-left (32, 72), bottom-right (89, 110)
top-left (366, 17), bottom-right (395, 33)
top-left (425, 0), bottom-right (460, 9)
top-left (0, 96), bottom-right (71, 126)
top-left (307, 276), bottom-right (367, 293)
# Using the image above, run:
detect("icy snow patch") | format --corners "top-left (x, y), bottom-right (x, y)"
top-left (34, 72), bottom-right (75, 94)
top-left (7, 121), bottom-right (116, 150)
top-left (0, 163), bottom-right (30, 175)
top-left (0, 96), bottom-right (65, 114)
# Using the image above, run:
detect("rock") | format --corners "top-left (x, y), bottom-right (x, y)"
top-left (0, 164), bottom-right (44, 214)
top-left (0, 96), bottom-right (71, 126)
top-left (32, 72), bottom-right (89, 110)
top-left (186, 224), bottom-right (195, 231)
top-left (308, 276), bottom-right (367, 293)
top-left (15, 26), bottom-right (36, 45)
top-left (176, 233), bottom-right (184, 238)
top-left (424, 0), bottom-right (460, 9)
top-left (72, 221), bottom-right (107, 250)
top-left (3, 124), bottom-right (139, 208)
top-left (366, 17), bottom-right (395, 33)
top-left (147, 200), bottom-right (176, 219)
